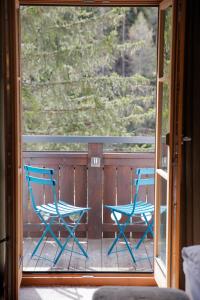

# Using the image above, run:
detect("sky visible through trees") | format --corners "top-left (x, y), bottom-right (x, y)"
top-left (21, 6), bottom-right (158, 152)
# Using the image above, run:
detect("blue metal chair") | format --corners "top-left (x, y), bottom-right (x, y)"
top-left (24, 165), bottom-right (90, 265)
top-left (105, 167), bottom-right (155, 263)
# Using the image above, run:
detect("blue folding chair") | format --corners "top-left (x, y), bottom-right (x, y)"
top-left (24, 165), bottom-right (90, 265)
top-left (105, 167), bottom-right (155, 263)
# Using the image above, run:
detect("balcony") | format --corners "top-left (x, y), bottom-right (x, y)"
top-left (22, 136), bottom-right (155, 272)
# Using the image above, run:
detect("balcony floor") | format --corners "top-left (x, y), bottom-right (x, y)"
top-left (23, 237), bottom-right (153, 272)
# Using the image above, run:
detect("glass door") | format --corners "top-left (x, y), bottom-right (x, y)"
top-left (154, 0), bottom-right (174, 287)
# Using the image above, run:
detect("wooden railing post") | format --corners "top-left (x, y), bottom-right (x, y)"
top-left (88, 143), bottom-right (103, 239)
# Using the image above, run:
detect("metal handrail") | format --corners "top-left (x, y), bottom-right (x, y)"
top-left (22, 135), bottom-right (155, 144)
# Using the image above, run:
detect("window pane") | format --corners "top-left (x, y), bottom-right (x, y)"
top-left (163, 6), bottom-right (172, 79)
top-left (158, 176), bottom-right (167, 266)
top-left (160, 82), bottom-right (169, 170)
top-left (21, 6), bottom-right (157, 152)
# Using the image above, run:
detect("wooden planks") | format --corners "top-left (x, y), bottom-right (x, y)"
top-left (134, 241), bottom-right (152, 272)
top-left (75, 166), bottom-right (87, 237)
top-left (60, 165), bottom-right (74, 204)
top-left (101, 238), bottom-right (118, 272)
top-left (87, 144), bottom-right (103, 239)
top-left (69, 238), bottom-right (88, 271)
top-left (117, 166), bottom-right (132, 238)
top-left (23, 168), bottom-right (30, 238)
top-left (23, 238), bottom-right (46, 271)
top-left (59, 165), bottom-right (75, 237)
top-left (23, 151), bottom-right (155, 238)
top-left (23, 237), bottom-right (153, 272)
top-left (53, 238), bottom-right (73, 271)
top-left (144, 238), bottom-right (154, 270)
top-left (103, 166), bottom-right (116, 238)
top-left (86, 239), bottom-right (101, 271)
top-left (34, 237), bottom-right (59, 272)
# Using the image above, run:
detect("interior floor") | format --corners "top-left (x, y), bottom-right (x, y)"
top-left (20, 287), bottom-right (98, 300)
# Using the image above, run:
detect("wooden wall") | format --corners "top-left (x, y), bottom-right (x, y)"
top-left (0, 0), bottom-right (6, 298)
top-left (181, 0), bottom-right (200, 249)
top-left (180, 0), bottom-right (200, 288)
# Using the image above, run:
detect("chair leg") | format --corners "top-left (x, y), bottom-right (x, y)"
top-left (31, 225), bottom-right (49, 258)
top-left (41, 215), bottom-right (63, 247)
top-left (120, 229), bottom-right (136, 263)
top-left (107, 233), bottom-right (121, 256)
top-left (54, 211), bottom-right (88, 265)
top-left (108, 212), bottom-right (136, 263)
top-left (142, 213), bottom-right (154, 237)
top-left (107, 222), bottom-right (128, 255)
top-left (31, 215), bottom-right (62, 258)
top-left (135, 215), bottom-right (154, 250)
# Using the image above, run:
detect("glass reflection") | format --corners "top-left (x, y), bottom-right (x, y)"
top-left (161, 82), bottom-right (169, 170)
top-left (163, 7), bottom-right (172, 79)
top-left (158, 176), bottom-right (167, 266)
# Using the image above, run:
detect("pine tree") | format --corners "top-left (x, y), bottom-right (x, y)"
top-left (21, 6), bottom-right (157, 151)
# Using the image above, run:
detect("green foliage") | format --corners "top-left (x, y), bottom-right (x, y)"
top-left (21, 6), bottom-right (157, 152)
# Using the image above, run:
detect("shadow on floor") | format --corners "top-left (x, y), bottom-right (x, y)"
top-left (20, 287), bottom-right (97, 300)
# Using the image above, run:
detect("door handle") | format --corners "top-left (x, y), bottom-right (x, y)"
top-left (182, 136), bottom-right (192, 142)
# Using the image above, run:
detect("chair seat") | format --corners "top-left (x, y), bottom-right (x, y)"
top-left (36, 200), bottom-right (89, 216)
top-left (105, 200), bottom-right (154, 216)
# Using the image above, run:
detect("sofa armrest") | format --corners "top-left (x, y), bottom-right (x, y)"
top-left (92, 286), bottom-right (190, 300)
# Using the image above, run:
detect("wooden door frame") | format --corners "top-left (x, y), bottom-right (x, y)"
top-left (2, 0), bottom-right (22, 298)
top-left (170, 0), bottom-right (186, 288)
top-left (154, 0), bottom-right (186, 288)
top-left (154, 0), bottom-right (175, 287)
top-left (156, 0), bottom-right (186, 289)
top-left (3, 0), bottom-right (186, 292)
top-left (19, 0), bottom-right (162, 6)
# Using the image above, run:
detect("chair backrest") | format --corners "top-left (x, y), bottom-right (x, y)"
top-left (132, 168), bottom-right (155, 212)
top-left (24, 165), bottom-right (57, 212)
top-left (24, 165), bottom-right (54, 177)
top-left (136, 168), bottom-right (155, 176)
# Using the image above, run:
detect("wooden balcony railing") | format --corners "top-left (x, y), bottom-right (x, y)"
top-left (23, 151), bottom-right (154, 239)
top-left (22, 137), bottom-right (155, 239)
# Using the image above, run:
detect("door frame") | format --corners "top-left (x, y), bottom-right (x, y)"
top-left (2, 0), bottom-right (22, 298)
top-left (3, 0), bottom-right (186, 294)
top-left (154, 0), bottom-right (175, 287)
top-left (154, 0), bottom-right (186, 288)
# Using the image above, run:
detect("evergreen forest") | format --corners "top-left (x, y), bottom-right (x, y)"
top-left (21, 6), bottom-right (158, 151)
